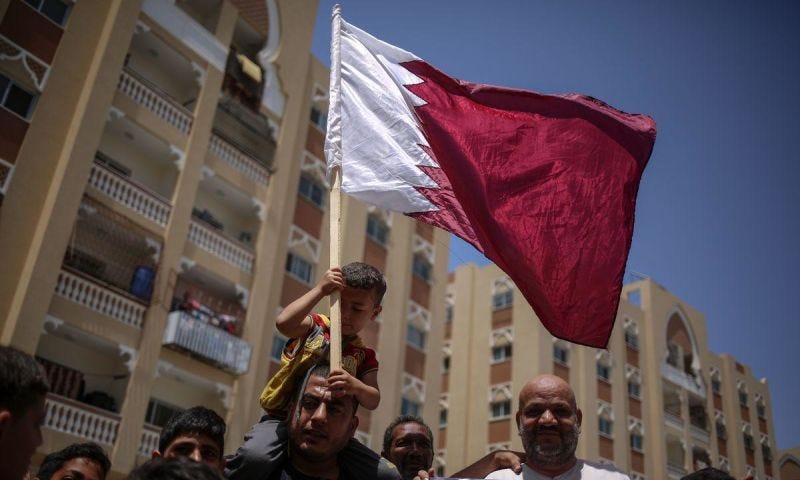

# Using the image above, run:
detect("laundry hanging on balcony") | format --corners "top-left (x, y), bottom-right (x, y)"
top-left (236, 54), bottom-right (262, 83)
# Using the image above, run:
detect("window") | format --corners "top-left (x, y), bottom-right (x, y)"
top-left (716, 421), bottom-right (727, 440)
top-left (298, 174), bottom-right (324, 208)
top-left (310, 106), bottom-right (327, 130)
top-left (739, 391), bottom-right (748, 407)
top-left (490, 400), bottom-right (511, 420)
top-left (407, 324), bottom-right (427, 350)
top-left (630, 432), bottom-right (643, 451)
top-left (491, 344), bottom-right (512, 363)
top-left (762, 444), bottom-right (772, 463)
top-left (442, 355), bottom-right (450, 373)
top-left (145, 399), bottom-right (183, 428)
top-left (712, 378), bottom-right (722, 394)
top-left (757, 403), bottom-right (766, 418)
top-left (492, 290), bottom-right (513, 310)
top-left (366, 215), bottom-right (389, 245)
top-left (439, 408), bottom-right (448, 427)
top-left (598, 417), bottom-right (613, 436)
top-left (401, 397), bottom-right (421, 416)
top-left (0, 74), bottom-right (36, 120)
top-left (286, 252), bottom-right (313, 284)
top-left (743, 433), bottom-right (754, 450)
top-left (435, 466), bottom-right (445, 477)
top-left (667, 343), bottom-right (681, 369)
top-left (627, 381), bottom-right (641, 399)
top-left (412, 254), bottom-right (432, 282)
top-left (445, 304), bottom-right (453, 322)
top-left (553, 344), bottom-right (569, 364)
top-left (625, 330), bottom-right (639, 349)
top-left (271, 334), bottom-right (288, 361)
top-left (597, 363), bottom-right (611, 381)
top-left (24, 0), bottom-right (70, 26)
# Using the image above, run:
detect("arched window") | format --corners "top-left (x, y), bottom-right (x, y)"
top-left (628, 417), bottom-right (644, 451)
top-left (626, 365), bottom-right (642, 399)
top-left (737, 380), bottom-right (749, 407)
top-left (596, 350), bottom-right (613, 382)
top-left (401, 373), bottom-right (425, 416)
top-left (597, 401), bottom-right (614, 437)
top-left (490, 327), bottom-right (513, 363)
top-left (709, 366), bottom-right (722, 394)
top-left (491, 277), bottom-right (514, 311)
top-left (624, 317), bottom-right (639, 350)
top-left (553, 339), bottom-right (570, 365)
top-left (489, 383), bottom-right (513, 420)
top-left (366, 211), bottom-right (391, 246)
top-left (665, 434), bottom-right (685, 472)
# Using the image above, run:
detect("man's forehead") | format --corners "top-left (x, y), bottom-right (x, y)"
top-left (169, 433), bottom-right (219, 449)
top-left (304, 375), bottom-right (351, 406)
top-left (393, 422), bottom-right (430, 441)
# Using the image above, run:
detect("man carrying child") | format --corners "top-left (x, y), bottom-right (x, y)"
top-left (226, 262), bottom-right (399, 480)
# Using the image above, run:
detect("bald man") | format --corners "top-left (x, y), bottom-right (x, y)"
top-left (486, 374), bottom-right (629, 479)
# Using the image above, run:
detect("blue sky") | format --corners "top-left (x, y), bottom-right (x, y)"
top-left (310, 1), bottom-right (800, 449)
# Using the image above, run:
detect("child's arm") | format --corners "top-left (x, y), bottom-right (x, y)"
top-left (328, 369), bottom-right (380, 410)
top-left (276, 267), bottom-right (345, 338)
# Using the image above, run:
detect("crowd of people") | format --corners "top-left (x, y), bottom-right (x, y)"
top-left (1, 261), bottom-right (746, 480)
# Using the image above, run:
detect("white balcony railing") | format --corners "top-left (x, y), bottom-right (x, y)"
top-left (664, 411), bottom-right (684, 430)
top-left (690, 424), bottom-right (711, 443)
top-left (209, 133), bottom-right (270, 186)
top-left (187, 220), bottom-right (254, 273)
top-left (117, 68), bottom-right (193, 134)
top-left (139, 424), bottom-right (162, 457)
top-left (163, 311), bottom-right (252, 374)
top-left (44, 393), bottom-right (120, 445)
top-left (54, 269), bottom-right (146, 329)
top-left (88, 159), bottom-right (172, 227)
top-left (666, 463), bottom-right (687, 479)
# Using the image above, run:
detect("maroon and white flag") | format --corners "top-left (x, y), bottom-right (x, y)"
top-left (325, 13), bottom-right (656, 348)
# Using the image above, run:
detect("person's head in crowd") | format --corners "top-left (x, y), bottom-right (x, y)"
top-left (340, 262), bottom-right (386, 336)
top-left (152, 406), bottom-right (226, 472)
top-left (381, 415), bottom-right (434, 480)
top-left (516, 374), bottom-right (583, 476)
top-left (0, 345), bottom-right (50, 480)
top-left (35, 443), bottom-right (110, 480)
top-left (681, 467), bottom-right (735, 480)
top-left (128, 457), bottom-right (223, 480)
top-left (286, 363), bottom-right (359, 466)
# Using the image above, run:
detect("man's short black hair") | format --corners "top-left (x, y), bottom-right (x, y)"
top-left (128, 457), bottom-right (224, 480)
top-left (342, 262), bottom-right (387, 305)
top-left (680, 468), bottom-right (735, 480)
top-left (0, 345), bottom-right (49, 417)
top-left (158, 407), bottom-right (225, 454)
top-left (36, 442), bottom-right (111, 480)
top-left (382, 415), bottom-right (434, 454)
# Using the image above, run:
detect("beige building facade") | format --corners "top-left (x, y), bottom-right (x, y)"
top-left (0, 0), bottom-right (447, 476)
top-left (438, 264), bottom-right (780, 480)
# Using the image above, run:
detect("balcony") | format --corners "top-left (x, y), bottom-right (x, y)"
top-left (209, 131), bottom-right (270, 187)
top-left (139, 424), bottom-right (162, 457)
top-left (666, 463), bottom-right (687, 479)
top-left (54, 268), bottom-right (147, 329)
top-left (117, 68), bottom-right (193, 135)
top-left (44, 393), bottom-right (120, 446)
top-left (188, 219), bottom-right (254, 274)
top-left (664, 412), bottom-right (684, 430)
top-left (88, 153), bottom-right (172, 228)
top-left (163, 311), bottom-right (252, 375)
top-left (690, 424), bottom-right (711, 443)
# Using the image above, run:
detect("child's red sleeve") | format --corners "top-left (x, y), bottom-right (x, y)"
top-left (357, 348), bottom-right (379, 377)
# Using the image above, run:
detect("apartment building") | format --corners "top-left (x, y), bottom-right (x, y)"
top-left (0, 0), bottom-right (447, 476)
top-left (438, 264), bottom-right (779, 480)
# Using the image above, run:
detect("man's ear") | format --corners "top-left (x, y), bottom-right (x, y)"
top-left (349, 413), bottom-right (359, 435)
top-left (151, 450), bottom-right (162, 460)
top-left (576, 408), bottom-right (583, 428)
top-left (371, 305), bottom-right (383, 321)
top-left (0, 410), bottom-right (11, 436)
top-left (515, 410), bottom-right (522, 432)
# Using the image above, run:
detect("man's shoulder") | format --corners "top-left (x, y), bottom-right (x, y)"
top-left (485, 468), bottom-right (522, 479)
top-left (579, 460), bottom-right (630, 479)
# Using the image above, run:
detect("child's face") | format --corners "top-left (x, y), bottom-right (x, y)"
top-left (339, 286), bottom-right (381, 336)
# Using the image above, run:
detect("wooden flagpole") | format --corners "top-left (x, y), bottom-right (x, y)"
top-left (328, 5), bottom-right (343, 371)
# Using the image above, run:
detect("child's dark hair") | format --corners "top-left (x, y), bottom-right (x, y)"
top-left (158, 406), bottom-right (226, 454)
top-left (342, 262), bottom-right (386, 305)
top-left (37, 442), bottom-right (111, 480)
top-left (128, 457), bottom-right (224, 480)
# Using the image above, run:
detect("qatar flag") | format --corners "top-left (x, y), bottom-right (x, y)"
top-left (324, 15), bottom-right (656, 348)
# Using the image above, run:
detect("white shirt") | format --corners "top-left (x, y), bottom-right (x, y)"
top-left (485, 460), bottom-right (630, 480)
